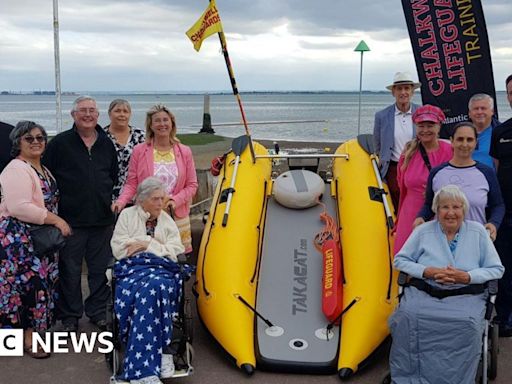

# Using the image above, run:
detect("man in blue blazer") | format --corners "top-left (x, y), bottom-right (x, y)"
top-left (373, 71), bottom-right (421, 209)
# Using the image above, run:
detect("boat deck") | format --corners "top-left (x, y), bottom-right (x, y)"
top-left (256, 187), bottom-right (339, 372)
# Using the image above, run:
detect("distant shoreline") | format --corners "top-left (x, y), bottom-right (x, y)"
top-left (1, 90), bottom-right (393, 96)
top-left (3, 90), bottom-right (508, 96)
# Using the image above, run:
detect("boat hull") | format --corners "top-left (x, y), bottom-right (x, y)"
top-left (332, 138), bottom-right (398, 375)
top-left (196, 141), bottom-right (271, 369)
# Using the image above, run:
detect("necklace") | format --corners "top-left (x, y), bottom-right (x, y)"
top-left (20, 158), bottom-right (52, 185)
top-left (19, 156), bottom-right (41, 172)
top-left (153, 147), bottom-right (174, 162)
top-left (155, 148), bottom-right (170, 156)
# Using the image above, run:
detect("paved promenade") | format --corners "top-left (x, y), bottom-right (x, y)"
top-left (3, 217), bottom-right (512, 384)
top-left (3, 276), bottom-right (512, 383)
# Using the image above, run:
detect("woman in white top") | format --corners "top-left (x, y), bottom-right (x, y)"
top-left (111, 177), bottom-right (191, 384)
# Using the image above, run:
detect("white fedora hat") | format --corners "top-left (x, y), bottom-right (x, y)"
top-left (386, 71), bottom-right (421, 90)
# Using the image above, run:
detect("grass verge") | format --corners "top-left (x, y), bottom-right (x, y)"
top-left (178, 133), bottom-right (226, 146)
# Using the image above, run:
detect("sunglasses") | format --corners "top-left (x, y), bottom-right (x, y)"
top-left (23, 135), bottom-right (46, 144)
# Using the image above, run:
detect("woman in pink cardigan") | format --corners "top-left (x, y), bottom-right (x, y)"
top-left (0, 121), bottom-right (71, 358)
top-left (113, 105), bottom-right (198, 253)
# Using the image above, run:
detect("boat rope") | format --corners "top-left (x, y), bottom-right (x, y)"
top-left (313, 201), bottom-right (340, 252)
top-left (251, 181), bottom-right (268, 284)
top-left (385, 222), bottom-right (392, 300)
top-left (235, 294), bottom-right (274, 328)
top-left (325, 297), bottom-right (360, 335)
top-left (334, 179), bottom-right (346, 283)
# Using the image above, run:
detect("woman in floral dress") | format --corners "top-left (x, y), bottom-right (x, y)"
top-left (0, 121), bottom-right (71, 358)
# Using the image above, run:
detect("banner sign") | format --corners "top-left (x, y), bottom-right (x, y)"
top-left (401, 0), bottom-right (497, 137)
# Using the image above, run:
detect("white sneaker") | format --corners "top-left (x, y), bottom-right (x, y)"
top-left (160, 353), bottom-right (175, 378)
top-left (130, 376), bottom-right (162, 384)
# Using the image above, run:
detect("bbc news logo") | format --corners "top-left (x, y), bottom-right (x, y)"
top-left (0, 329), bottom-right (23, 356)
top-left (0, 329), bottom-right (114, 356)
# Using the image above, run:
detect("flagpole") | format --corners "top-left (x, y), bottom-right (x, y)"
top-left (216, 31), bottom-right (256, 163)
top-left (52, 0), bottom-right (63, 133)
top-left (186, 0), bottom-right (255, 162)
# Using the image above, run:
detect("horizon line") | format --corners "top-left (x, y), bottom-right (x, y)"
top-left (2, 89), bottom-right (508, 95)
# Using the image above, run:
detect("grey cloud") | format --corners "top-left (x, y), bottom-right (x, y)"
top-left (0, 0), bottom-right (510, 91)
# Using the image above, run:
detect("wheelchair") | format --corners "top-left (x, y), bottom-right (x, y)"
top-left (105, 254), bottom-right (194, 383)
top-left (382, 272), bottom-right (499, 384)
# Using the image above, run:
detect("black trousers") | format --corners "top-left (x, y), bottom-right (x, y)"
top-left (57, 225), bottom-right (113, 325)
top-left (495, 220), bottom-right (512, 329)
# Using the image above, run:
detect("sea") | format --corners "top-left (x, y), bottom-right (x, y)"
top-left (0, 92), bottom-right (510, 143)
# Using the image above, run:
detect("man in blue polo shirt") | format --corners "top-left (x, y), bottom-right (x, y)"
top-left (469, 93), bottom-right (496, 169)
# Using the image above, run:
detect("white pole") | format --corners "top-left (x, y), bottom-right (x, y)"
top-left (53, 0), bottom-right (63, 133)
top-left (354, 40), bottom-right (369, 135)
top-left (357, 51), bottom-right (363, 135)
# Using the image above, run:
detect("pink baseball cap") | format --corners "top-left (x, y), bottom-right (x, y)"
top-left (413, 104), bottom-right (446, 124)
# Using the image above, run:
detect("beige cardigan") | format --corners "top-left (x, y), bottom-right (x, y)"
top-left (111, 205), bottom-right (185, 261)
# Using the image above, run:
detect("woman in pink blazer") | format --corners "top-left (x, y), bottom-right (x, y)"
top-left (113, 105), bottom-right (198, 253)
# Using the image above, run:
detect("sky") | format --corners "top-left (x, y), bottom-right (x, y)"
top-left (1, 0), bottom-right (511, 92)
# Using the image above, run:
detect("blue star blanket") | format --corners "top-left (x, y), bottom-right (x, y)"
top-left (114, 253), bottom-right (193, 381)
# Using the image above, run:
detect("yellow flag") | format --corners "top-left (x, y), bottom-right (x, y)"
top-left (186, 0), bottom-right (223, 52)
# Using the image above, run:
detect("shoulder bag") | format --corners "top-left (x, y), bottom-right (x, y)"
top-left (28, 224), bottom-right (66, 255)
top-left (418, 143), bottom-right (432, 171)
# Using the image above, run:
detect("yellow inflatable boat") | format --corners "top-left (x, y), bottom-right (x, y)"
top-left (196, 134), bottom-right (398, 379)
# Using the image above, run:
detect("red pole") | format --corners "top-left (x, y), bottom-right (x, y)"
top-left (217, 31), bottom-right (256, 163)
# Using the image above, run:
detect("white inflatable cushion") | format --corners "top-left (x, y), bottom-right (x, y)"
top-left (273, 170), bottom-right (325, 209)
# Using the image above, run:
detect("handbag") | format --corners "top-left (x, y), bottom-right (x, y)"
top-left (28, 224), bottom-right (66, 255)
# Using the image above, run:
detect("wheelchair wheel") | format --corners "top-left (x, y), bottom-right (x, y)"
top-left (488, 321), bottom-right (499, 380)
top-left (188, 342), bottom-right (195, 364)
top-left (381, 372), bottom-right (392, 384)
top-left (105, 347), bottom-right (124, 377)
top-left (105, 326), bottom-right (125, 377)
top-left (184, 298), bottom-right (193, 343)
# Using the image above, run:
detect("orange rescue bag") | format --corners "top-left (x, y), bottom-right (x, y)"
top-left (321, 238), bottom-right (343, 324)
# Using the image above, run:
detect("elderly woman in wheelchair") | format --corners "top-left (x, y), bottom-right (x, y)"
top-left (389, 184), bottom-right (504, 384)
top-left (110, 177), bottom-right (192, 384)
